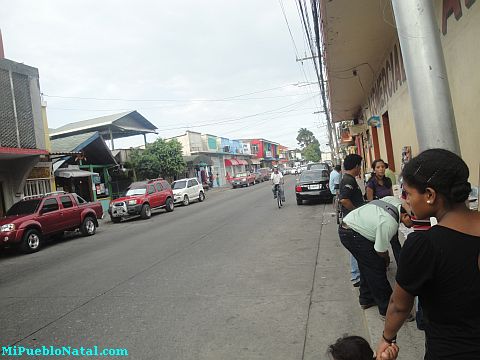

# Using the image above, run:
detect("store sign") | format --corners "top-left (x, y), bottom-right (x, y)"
top-left (367, 116), bottom-right (381, 128)
top-left (265, 151), bottom-right (272, 158)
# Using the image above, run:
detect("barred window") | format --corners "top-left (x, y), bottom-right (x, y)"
top-left (24, 179), bottom-right (51, 197)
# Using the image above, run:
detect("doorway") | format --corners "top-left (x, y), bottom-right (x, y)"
top-left (382, 112), bottom-right (396, 172)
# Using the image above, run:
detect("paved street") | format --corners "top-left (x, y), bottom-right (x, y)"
top-left (1, 176), bottom-right (369, 359)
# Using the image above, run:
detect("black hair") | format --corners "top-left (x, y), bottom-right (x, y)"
top-left (401, 148), bottom-right (471, 204)
top-left (371, 159), bottom-right (386, 170)
top-left (343, 154), bottom-right (363, 171)
top-left (334, 165), bottom-right (342, 172)
top-left (400, 205), bottom-right (408, 214)
top-left (327, 335), bottom-right (374, 360)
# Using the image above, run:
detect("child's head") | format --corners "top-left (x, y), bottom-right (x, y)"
top-left (327, 335), bottom-right (374, 360)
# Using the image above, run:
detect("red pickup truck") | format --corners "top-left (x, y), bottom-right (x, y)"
top-left (0, 192), bottom-right (103, 253)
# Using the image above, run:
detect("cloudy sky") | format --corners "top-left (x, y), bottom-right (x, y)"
top-left (1, 0), bottom-right (329, 150)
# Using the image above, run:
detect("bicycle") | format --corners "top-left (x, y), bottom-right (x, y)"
top-left (274, 184), bottom-right (283, 208)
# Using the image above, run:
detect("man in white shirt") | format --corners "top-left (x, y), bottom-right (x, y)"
top-left (271, 167), bottom-right (284, 199)
top-left (329, 164), bottom-right (342, 196)
top-left (339, 196), bottom-right (413, 317)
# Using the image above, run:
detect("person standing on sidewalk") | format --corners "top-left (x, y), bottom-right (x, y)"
top-left (339, 154), bottom-right (364, 286)
top-left (366, 159), bottom-right (402, 266)
top-left (339, 196), bottom-right (414, 317)
top-left (376, 149), bottom-right (480, 360)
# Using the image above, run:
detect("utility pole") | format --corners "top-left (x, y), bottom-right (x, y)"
top-left (391, 0), bottom-right (460, 154)
top-left (0, 29), bottom-right (5, 59)
top-left (297, 0), bottom-right (340, 162)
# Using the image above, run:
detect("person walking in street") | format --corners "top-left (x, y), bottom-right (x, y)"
top-left (366, 159), bottom-right (401, 265)
top-left (376, 149), bottom-right (480, 360)
top-left (339, 154), bottom-right (364, 286)
top-left (339, 195), bottom-right (414, 317)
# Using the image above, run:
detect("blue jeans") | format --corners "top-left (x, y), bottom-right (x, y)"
top-left (351, 255), bottom-right (360, 282)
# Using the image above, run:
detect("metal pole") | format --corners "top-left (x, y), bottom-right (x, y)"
top-left (391, 0), bottom-right (460, 154)
top-left (109, 127), bottom-right (114, 150)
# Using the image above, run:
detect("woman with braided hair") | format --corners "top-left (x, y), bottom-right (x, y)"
top-left (375, 148), bottom-right (480, 360)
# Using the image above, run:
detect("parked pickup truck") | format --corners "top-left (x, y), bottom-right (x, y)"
top-left (0, 192), bottom-right (103, 253)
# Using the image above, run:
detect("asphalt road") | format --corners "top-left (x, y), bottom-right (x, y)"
top-left (0, 177), bottom-right (340, 359)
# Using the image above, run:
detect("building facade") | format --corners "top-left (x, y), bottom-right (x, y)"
top-left (321, 0), bottom-right (480, 188)
top-left (0, 58), bottom-right (52, 216)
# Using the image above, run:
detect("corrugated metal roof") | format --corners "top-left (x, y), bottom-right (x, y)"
top-left (50, 132), bottom-right (99, 153)
top-left (50, 110), bottom-right (157, 138)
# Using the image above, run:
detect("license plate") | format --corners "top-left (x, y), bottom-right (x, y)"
top-left (309, 184), bottom-right (320, 190)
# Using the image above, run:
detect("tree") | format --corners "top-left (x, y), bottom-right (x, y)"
top-left (130, 138), bottom-right (186, 181)
top-left (303, 141), bottom-right (322, 162)
top-left (296, 128), bottom-right (316, 149)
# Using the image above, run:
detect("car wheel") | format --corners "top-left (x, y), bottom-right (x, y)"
top-left (296, 198), bottom-right (303, 205)
top-left (140, 204), bottom-right (152, 219)
top-left (20, 228), bottom-right (42, 253)
top-left (111, 216), bottom-right (121, 223)
top-left (165, 198), bottom-right (174, 212)
top-left (198, 191), bottom-right (205, 202)
top-left (81, 216), bottom-right (97, 236)
top-left (183, 195), bottom-right (190, 206)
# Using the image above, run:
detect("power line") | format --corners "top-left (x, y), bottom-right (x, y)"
top-left (42, 84), bottom-right (311, 103)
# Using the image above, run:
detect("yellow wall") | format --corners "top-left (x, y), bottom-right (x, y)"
top-left (361, 2), bottom-right (479, 185)
top-left (435, 0), bottom-right (480, 186)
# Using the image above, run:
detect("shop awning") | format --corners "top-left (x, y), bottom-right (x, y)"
top-left (225, 159), bottom-right (239, 166)
top-left (55, 168), bottom-right (99, 178)
top-left (249, 159), bottom-right (261, 165)
top-left (237, 159), bottom-right (248, 165)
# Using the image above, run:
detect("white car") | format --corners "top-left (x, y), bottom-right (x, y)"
top-left (172, 178), bottom-right (205, 206)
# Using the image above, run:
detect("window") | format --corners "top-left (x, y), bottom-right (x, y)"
top-left (172, 180), bottom-right (187, 190)
top-left (251, 144), bottom-right (258, 154)
top-left (191, 179), bottom-right (199, 186)
top-left (161, 181), bottom-right (171, 190)
top-left (24, 179), bottom-right (52, 197)
top-left (187, 180), bottom-right (195, 188)
top-left (60, 195), bottom-right (73, 208)
top-left (74, 194), bottom-right (87, 204)
top-left (155, 183), bottom-right (163, 192)
top-left (42, 198), bottom-right (59, 213)
top-left (147, 185), bottom-right (155, 194)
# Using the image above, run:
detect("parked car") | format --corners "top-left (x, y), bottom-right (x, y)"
top-left (0, 192), bottom-right (103, 253)
top-left (295, 170), bottom-right (334, 205)
top-left (231, 172), bottom-right (256, 188)
top-left (306, 162), bottom-right (332, 172)
top-left (172, 178), bottom-right (205, 206)
top-left (252, 171), bottom-right (263, 183)
top-left (258, 168), bottom-right (272, 181)
top-left (109, 178), bottom-right (174, 223)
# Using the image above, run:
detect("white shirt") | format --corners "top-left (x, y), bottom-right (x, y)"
top-left (343, 196), bottom-right (402, 252)
top-left (271, 172), bottom-right (283, 185)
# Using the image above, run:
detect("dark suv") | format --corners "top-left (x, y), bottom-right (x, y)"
top-left (108, 178), bottom-right (174, 223)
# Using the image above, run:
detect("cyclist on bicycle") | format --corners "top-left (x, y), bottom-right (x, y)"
top-left (271, 166), bottom-right (284, 200)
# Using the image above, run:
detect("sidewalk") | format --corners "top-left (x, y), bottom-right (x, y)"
top-left (303, 207), bottom-right (424, 359)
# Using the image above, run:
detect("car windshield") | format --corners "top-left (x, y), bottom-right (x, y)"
top-left (309, 164), bottom-right (328, 170)
top-left (125, 187), bottom-right (146, 196)
top-left (6, 199), bottom-right (41, 216)
top-left (300, 171), bottom-right (329, 182)
top-left (236, 173), bottom-right (247, 177)
top-left (172, 180), bottom-right (187, 189)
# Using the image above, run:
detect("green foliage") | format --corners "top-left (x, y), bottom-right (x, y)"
top-left (296, 128), bottom-right (316, 149)
top-left (303, 141), bottom-right (322, 162)
top-left (130, 138), bottom-right (186, 180)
